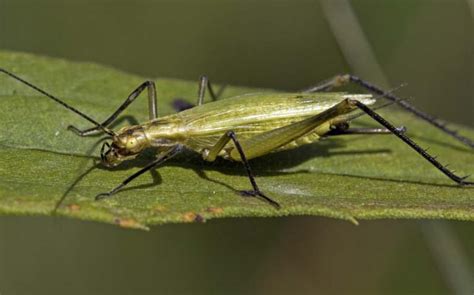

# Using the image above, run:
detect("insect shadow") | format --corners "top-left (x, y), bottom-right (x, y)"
top-left (59, 135), bottom-right (384, 200)
top-left (89, 135), bottom-right (393, 195)
top-left (55, 111), bottom-right (469, 210)
top-left (184, 139), bottom-right (461, 189)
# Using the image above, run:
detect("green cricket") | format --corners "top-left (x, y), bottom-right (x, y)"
top-left (1, 69), bottom-right (473, 208)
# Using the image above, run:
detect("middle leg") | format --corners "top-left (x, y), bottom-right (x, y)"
top-left (173, 75), bottom-right (226, 112)
top-left (202, 131), bottom-right (281, 209)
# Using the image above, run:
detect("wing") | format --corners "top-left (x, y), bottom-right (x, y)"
top-left (176, 92), bottom-right (375, 155)
top-left (178, 92), bottom-right (374, 155)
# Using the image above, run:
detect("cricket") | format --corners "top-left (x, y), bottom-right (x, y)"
top-left (1, 68), bottom-right (473, 209)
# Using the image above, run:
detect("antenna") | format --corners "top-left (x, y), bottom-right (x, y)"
top-left (0, 68), bottom-right (116, 136)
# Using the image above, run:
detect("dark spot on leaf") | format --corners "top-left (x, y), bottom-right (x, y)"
top-left (67, 204), bottom-right (80, 211)
top-left (182, 212), bottom-right (205, 223)
top-left (206, 207), bottom-right (224, 214)
top-left (114, 218), bottom-right (146, 229)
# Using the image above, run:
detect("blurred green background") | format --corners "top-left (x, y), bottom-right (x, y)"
top-left (0, 0), bottom-right (473, 294)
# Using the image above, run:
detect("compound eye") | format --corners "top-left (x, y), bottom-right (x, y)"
top-left (126, 138), bottom-right (137, 150)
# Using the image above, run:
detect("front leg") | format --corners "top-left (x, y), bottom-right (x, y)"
top-left (96, 145), bottom-right (182, 200)
top-left (69, 80), bottom-right (158, 136)
top-left (202, 131), bottom-right (280, 209)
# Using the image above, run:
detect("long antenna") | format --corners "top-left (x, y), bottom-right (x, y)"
top-left (0, 68), bottom-right (116, 136)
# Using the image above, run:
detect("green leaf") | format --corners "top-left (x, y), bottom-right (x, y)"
top-left (1, 51), bottom-right (473, 229)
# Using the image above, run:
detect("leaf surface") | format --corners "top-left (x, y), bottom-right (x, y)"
top-left (1, 51), bottom-right (473, 229)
